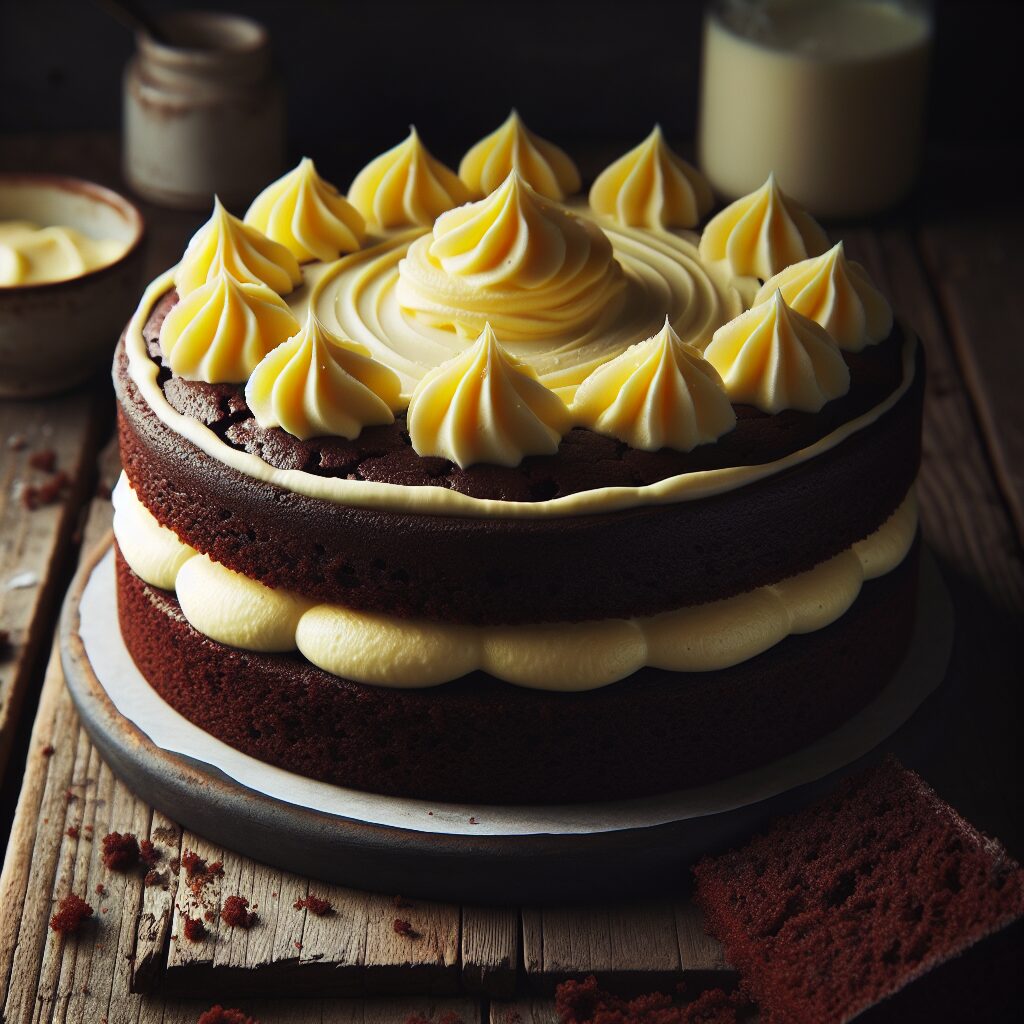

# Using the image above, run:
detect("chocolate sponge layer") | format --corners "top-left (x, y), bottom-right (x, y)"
top-left (114, 333), bottom-right (923, 626)
top-left (116, 541), bottom-right (919, 806)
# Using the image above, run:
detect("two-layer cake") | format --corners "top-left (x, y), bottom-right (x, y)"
top-left (112, 114), bottom-right (923, 804)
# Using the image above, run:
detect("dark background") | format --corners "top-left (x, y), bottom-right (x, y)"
top-left (1, 0), bottom-right (1021, 192)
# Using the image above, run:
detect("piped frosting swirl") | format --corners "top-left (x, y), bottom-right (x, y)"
top-left (407, 322), bottom-right (572, 467)
top-left (244, 157), bottom-right (365, 262)
top-left (459, 110), bottom-right (581, 201)
top-left (572, 318), bottom-right (735, 451)
top-left (699, 173), bottom-right (829, 283)
top-left (245, 311), bottom-right (402, 440)
top-left (175, 197), bottom-right (302, 297)
top-left (589, 126), bottom-right (713, 230)
top-left (704, 290), bottom-right (850, 414)
top-left (348, 127), bottom-right (471, 229)
top-left (159, 271), bottom-right (300, 383)
top-left (396, 171), bottom-right (624, 341)
top-left (754, 241), bottom-right (893, 352)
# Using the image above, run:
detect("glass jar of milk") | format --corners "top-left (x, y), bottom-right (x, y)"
top-left (699, 0), bottom-right (933, 218)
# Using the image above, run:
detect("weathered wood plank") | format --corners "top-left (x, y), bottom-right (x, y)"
top-left (362, 891), bottom-right (460, 994)
top-left (461, 906), bottom-right (518, 997)
top-left (0, 393), bottom-right (105, 781)
top-left (522, 902), bottom-right (681, 994)
top-left (490, 1000), bottom-right (559, 1024)
top-left (917, 211), bottom-right (1024, 550)
top-left (131, 810), bottom-right (182, 993)
top-left (673, 901), bottom-right (735, 990)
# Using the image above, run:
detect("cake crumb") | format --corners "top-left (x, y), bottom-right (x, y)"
top-left (50, 894), bottom-right (94, 934)
top-left (182, 915), bottom-right (207, 942)
top-left (41, 743), bottom-right (54, 757)
top-left (180, 849), bottom-right (206, 876)
top-left (101, 832), bottom-right (140, 871)
top-left (293, 894), bottom-right (332, 916)
top-left (66, 825), bottom-right (80, 839)
top-left (555, 976), bottom-right (747, 1024)
top-left (196, 1006), bottom-right (259, 1024)
top-left (221, 895), bottom-right (257, 929)
top-left (28, 449), bottom-right (56, 473)
top-left (393, 917), bottom-right (419, 938)
top-left (144, 869), bottom-right (164, 887)
top-left (95, 883), bottom-right (107, 897)
top-left (139, 839), bottom-right (160, 866)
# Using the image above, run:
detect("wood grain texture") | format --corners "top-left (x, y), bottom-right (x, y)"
top-left (521, 902), bottom-right (707, 994)
top-left (918, 209), bottom-right (1024, 550)
top-left (461, 907), bottom-right (518, 998)
top-left (0, 393), bottom-right (105, 782)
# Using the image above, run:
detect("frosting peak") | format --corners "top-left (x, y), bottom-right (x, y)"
top-left (459, 110), bottom-right (581, 201)
top-left (159, 271), bottom-right (300, 383)
top-left (244, 312), bottom-right (401, 440)
top-left (572, 317), bottom-right (735, 451)
top-left (589, 126), bottom-right (713, 230)
top-left (754, 241), bottom-right (893, 352)
top-left (704, 290), bottom-right (850, 414)
top-left (407, 322), bottom-right (571, 467)
top-left (396, 171), bottom-right (624, 340)
top-left (244, 157), bottom-right (365, 263)
top-left (175, 197), bottom-right (302, 297)
top-left (347, 127), bottom-right (471, 229)
top-left (699, 173), bottom-right (829, 283)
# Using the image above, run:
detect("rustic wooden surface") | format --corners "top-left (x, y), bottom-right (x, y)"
top-left (0, 135), bottom-right (1021, 1023)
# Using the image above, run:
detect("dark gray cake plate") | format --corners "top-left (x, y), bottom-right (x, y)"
top-left (60, 536), bottom-right (953, 904)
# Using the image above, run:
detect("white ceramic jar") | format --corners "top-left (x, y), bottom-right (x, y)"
top-left (699, 0), bottom-right (933, 219)
top-left (124, 11), bottom-right (284, 210)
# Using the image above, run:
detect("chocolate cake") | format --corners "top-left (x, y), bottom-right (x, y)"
top-left (693, 758), bottom-right (1024, 1023)
top-left (109, 119), bottom-right (926, 804)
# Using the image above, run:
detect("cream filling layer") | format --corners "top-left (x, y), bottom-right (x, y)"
top-left (124, 256), bottom-right (917, 519)
top-left (113, 473), bottom-right (918, 691)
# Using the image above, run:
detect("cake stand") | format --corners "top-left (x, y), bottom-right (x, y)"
top-left (60, 536), bottom-right (953, 903)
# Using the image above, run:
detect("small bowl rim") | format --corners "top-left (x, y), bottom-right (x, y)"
top-left (0, 173), bottom-right (146, 294)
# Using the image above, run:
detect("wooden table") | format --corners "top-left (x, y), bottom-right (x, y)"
top-left (0, 135), bottom-right (1021, 1024)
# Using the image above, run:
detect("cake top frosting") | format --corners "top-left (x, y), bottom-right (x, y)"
top-left (397, 170), bottom-right (624, 342)
top-left (589, 126), bottom-right (713, 230)
top-left (699, 172), bottom-right (830, 284)
top-left (245, 311), bottom-right (401, 441)
top-left (572, 317), bottom-right (735, 451)
top-left (407, 322), bottom-right (572, 468)
top-left (754, 241), bottom-right (893, 352)
top-left (458, 110), bottom-right (581, 201)
top-left (123, 118), bottom-right (912, 505)
top-left (348, 127), bottom-right (471, 229)
top-left (159, 270), bottom-right (300, 383)
top-left (176, 196), bottom-right (302, 297)
top-left (244, 157), bottom-right (365, 263)
top-left (705, 289), bottom-right (850, 414)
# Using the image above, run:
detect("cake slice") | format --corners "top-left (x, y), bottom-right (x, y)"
top-left (693, 757), bottom-right (1023, 1023)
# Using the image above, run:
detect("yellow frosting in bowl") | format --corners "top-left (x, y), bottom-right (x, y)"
top-left (0, 220), bottom-right (129, 286)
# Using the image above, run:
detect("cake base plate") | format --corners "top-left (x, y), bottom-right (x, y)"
top-left (61, 537), bottom-right (953, 903)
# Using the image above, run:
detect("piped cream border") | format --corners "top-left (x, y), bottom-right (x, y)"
top-left (125, 267), bottom-right (917, 520)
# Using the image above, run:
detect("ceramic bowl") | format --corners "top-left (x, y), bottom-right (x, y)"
top-left (0, 175), bottom-right (145, 399)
